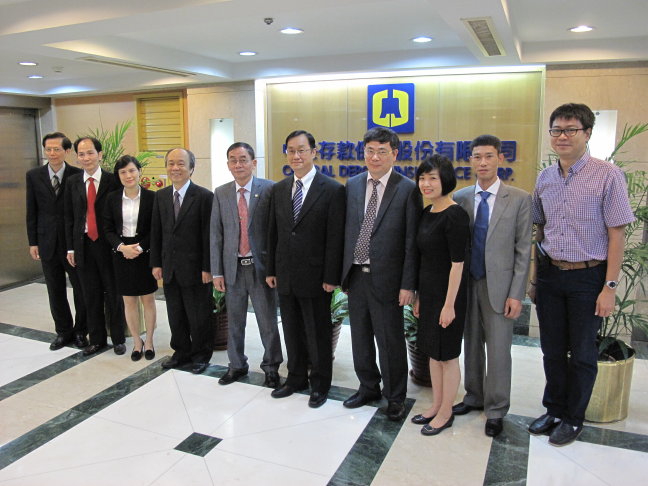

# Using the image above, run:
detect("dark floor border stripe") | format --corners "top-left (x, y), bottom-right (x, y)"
top-left (0, 361), bottom-right (168, 470)
top-left (328, 398), bottom-right (415, 486)
top-left (0, 321), bottom-right (57, 344)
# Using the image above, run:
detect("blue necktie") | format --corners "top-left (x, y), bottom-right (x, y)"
top-left (470, 191), bottom-right (490, 280)
top-left (292, 179), bottom-right (303, 221)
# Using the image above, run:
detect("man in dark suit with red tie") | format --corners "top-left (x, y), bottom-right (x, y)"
top-left (266, 130), bottom-right (346, 409)
top-left (26, 132), bottom-right (87, 350)
top-left (64, 137), bottom-right (125, 356)
top-left (150, 148), bottom-right (214, 374)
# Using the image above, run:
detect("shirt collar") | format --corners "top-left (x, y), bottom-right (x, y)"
top-left (294, 165), bottom-right (316, 187)
top-left (475, 177), bottom-right (501, 196)
top-left (367, 168), bottom-right (392, 186)
top-left (236, 177), bottom-right (253, 193)
top-left (48, 163), bottom-right (65, 179)
top-left (174, 179), bottom-right (191, 198)
top-left (122, 186), bottom-right (141, 200)
top-left (557, 151), bottom-right (590, 176)
top-left (83, 166), bottom-right (102, 182)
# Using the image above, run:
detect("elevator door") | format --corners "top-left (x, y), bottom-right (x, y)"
top-left (0, 107), bottom-right (41, 288)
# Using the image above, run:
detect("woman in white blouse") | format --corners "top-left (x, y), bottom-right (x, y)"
top-left (104, 155), bottom-right (158, 361)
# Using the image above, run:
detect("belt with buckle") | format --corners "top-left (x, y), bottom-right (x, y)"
top-left (550, 259), bottom-right (604, 271)
top-left (238, 257), bottom-right (254, 266)
top-left (354, 264), bottom-right (371, 273)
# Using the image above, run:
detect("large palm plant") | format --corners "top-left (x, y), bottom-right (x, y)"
top-left (82, 119), bottom-right (155, 171)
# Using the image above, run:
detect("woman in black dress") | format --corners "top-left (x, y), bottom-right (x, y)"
top-left (104, 155), bottom-right (158, 361)
top-left (411, 155), bottom-right (470, 436)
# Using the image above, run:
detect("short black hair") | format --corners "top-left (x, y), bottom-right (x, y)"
top-left (363, 127), bottom-right (399, 150)
top-left (549, 103), bottom-right (596, 131)
top-left (113, 155), bottom-right (141, 180)
top-left (164, 147), bottom-right (196, 171)
top-left (285, 130), bottom-right (316, 149)
top-left (470, 134), bottom-right (501, 154)
top-left (415, 154), bottom-right (456, 196)
top-left (42, 132), bottom-right (72, 150)
top-left (227, 142), bottom-right (255, 160)
top-left (74, 137), bottom-right (102, 153)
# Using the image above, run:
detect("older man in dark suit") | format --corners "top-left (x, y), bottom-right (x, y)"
top-left (341, 127), bottom-right (418, 421)
top-left (64, 137), bottom-right (124, 356)
top-left (266, 130), bottom-right (345, 408)
top-left (210, 142), bottom-right (282, 388)
top-left (26, 132), bottom-right (87, 350)
top-left (151, 147), bottom-right (214, 374)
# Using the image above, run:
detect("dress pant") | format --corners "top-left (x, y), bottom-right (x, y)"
top-left (77, 235), bottom-right (125, 346)
top-left (536, 261), bottom-right (606, 427)
top-left (348, 266), bottom-right (408, 402)
top-left (278, 290), bottom-right (332, 394)
top-left (463, 277), bottom-right (514, 419)
top-left (41, 239), bottom-right (87, 339)
top-left (224, 262), bottom-right (282, 372)
top-left (163, 280), bottom-right (213, 364)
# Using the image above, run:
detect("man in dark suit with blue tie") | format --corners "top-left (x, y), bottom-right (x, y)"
top-left (26, 132), bottom-right (87, 350)
top-left (151, 148), bottom-right (214, 374)
top-left (64, 137), bottom-right (125, 356)
top-left (266, 130), bottom-right (345, 408)
top-left (210, 142), bottom-right (282, 387)
top-left (341, 127), bottom-right (418, 421)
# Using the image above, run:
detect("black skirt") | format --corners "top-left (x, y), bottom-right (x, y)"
top-left (112, 236), bottom-right (158, 296)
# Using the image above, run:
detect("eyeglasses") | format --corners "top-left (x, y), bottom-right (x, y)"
top-left (286, 148), bottom-right (312, 157)
top-left (548, 128), bottom-right (586, 137)
top-left (364, 148), bottom-right (393, 158)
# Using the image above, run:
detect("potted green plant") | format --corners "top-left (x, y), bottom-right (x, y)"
top-left (330, 288), bottom-right (349, 359)
top-left (404, 304), bottom-right (431, 387)
top-left (212, 288), bottom-right (228, 351)
top-left (583, 123), bottom-right (648, 422)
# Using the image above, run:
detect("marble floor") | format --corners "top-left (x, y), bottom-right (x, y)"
top-left (0, 282), bottom-right (647, 485)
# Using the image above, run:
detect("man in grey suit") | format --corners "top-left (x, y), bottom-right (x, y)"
top-left (210, 142), bottom-right (283, 388)
top-left (452, 134), bottom-right (532, 437)
top-left (341, 127), bottom-right (418, 421)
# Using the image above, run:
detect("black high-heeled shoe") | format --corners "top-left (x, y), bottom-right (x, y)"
top-left (131, 339), bottom-right (144, 361)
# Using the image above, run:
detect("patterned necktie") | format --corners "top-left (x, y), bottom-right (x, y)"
top-left (173, 191), bottom-right (181, 220)
top-left (52, 174), bottom-right (60, 196)
top-left (353, 179), bottom-right (380, 264)
top-left (238, 187), bottom-right (250, 256)
top-left (470, 191), bottom-right (491, 280)
top-left (292, 179), bottom-right (303, 222)
top-left (86, 177), bottom-right (98, 241)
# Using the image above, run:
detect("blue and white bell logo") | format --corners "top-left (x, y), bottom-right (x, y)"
top-left (367, 83), bottom-right (415, 133)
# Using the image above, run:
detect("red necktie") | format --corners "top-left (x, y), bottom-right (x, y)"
top-left (238, 188), bottom-right (250, 256)
top-left (86, 177), bottom-right (98, 241)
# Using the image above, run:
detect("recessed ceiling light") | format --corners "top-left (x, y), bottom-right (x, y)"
top-left (569, 25), bottom-right (594, 33)
top-left (239, 51), bottom-right (257, 56)
top-left (280, 27), bottom-right (303, 35)
top-left (28, 75), bottom-right (44, 79)
top-left (19, 61), bottom-right (38, 66)
top-left (412, 36), bottom-right (433, 43)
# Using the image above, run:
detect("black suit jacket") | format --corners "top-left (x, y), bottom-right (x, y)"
top-left (267, 171), bottom-right (346, 298)
top-left (150, 181), bottom-right (213, 287)
top-left (26, 162), bottom-right (82, 261)
top-left (64, 169), bottom-right (120, 265)
top-left (103, 187), bottom-right (156, 253)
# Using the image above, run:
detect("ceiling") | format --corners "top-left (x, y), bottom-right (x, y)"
top-left (1, 0), bottom-right (647, 97)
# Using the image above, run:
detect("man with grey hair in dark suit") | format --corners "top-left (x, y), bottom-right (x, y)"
top-left (210, 142), bottom-right (282, 388)
top-left (341, 126), bottom-right (419, 421)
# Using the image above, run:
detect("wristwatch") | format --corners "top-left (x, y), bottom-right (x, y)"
top-left (605, 280), bottom-right (618, 290)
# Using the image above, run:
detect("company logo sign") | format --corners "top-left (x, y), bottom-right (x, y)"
top-left (367, 83), bottom-right (415, 133)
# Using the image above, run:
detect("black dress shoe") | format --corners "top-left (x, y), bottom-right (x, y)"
top-left (74, 333), bottom-right (89, 348)
top-left (452, 402), bottom-right (484, 416)
top-left (271, 383), bottom-right (307, 399)
top-left (343, 391), bottom-right (382, 409)
top-left (144, 348), bottom-right (155, 360)
top-left (219, 368), bottom-right (248, 385)
top-left (549, 422), bottom-right (582, 446)
top-left (384, 400), bottom-right (406, 421)
top-left (263, 371), bottom-right (281, 389)
top-left (421, 415), bottom-right (454, 436)
top-left (83, 343), bottom-right (106, 356)
top-left (113, 343), bottom-right (126, 355)
top-left (50, 335), bottom-right (69, 351)
top-left (411, 413), bottom-right (435, 425)
top-left (308, 392), bottom-right (328, 408)
top-left (528, 414), bottom-right (561, 435)
top-left (161, 356), bottom-right (186, 369)
top-left (485, 418), bottom-right (504, 437)
top-left (191, 362), bottom-right (209, 374)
